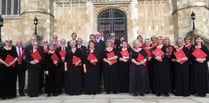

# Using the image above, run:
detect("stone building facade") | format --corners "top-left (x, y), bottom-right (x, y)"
top-left (0, 0), bottom-right (208, 45)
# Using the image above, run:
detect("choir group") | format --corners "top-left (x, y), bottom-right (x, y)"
top-left (0, 32), bottom-right (209, 99)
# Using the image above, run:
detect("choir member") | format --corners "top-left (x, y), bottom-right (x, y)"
top-left (190, 36), bottom-right (209, 97)
top-left (25, 41), bottom-right (44, 97)
top-left (103, 39), bottom-right (119, 94)
top-left (110, 32), bottom-right (120, 49)
top-left (0, 39), bottom-right (18, 99)
top-left (44, 44), bottom-right (60, 96)
top-left (184, 36), bottom-right (192, 50)
top-left (152, 36), bottom-right (171, 96)
top-left (56, 38), bottom-right (67, 94)
top-left (83, 41), bottom-right (100, 94)
top-left (95, 32), bottom-right (105, 51)
top-left (43, 40), bottom-right (49, 54)
top-left (64, 40), bottom-right (84, 95)
top-left (99, 31), bottom-right (105, 42)
top-left (137, 35), bottom-right (146, 48)
top-left (144, 39), bottom-right (153, 92)
top-left (67, 32), bottom-right (77, 48)
top-left (118, 40), bottom-right (130, 92)
top-left (163, 37), bottom-right (175, 93)
top-left (15, 40), bottom-right (26, 96)
top-left (171, 37), bottom-right (190, 96)
top-left (129, 40), bottom-right (150, 96)
top-left (52, 34), bottom-right (60, 50)
top-left (77, 38), bottom-right (87, 55)
top-left (150, 36), bottom-right (157, 48)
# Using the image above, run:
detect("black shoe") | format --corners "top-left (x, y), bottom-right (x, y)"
top-left (53, 93), bottom-right (58, 96)
top-left (133, 93), bottom-right (138, 96)
top-left (139, 93), bottom-right (144, 96)
top-left (47, 94), bottom-right (51, 97)
top-left (199, 93), bottom-right (206, 97)
top-left (20, 93), bottom-right (25, 96)
top-left (165, 93), bottom-right (169, 97)
top-left (156, 93), bottom-right (161, 96)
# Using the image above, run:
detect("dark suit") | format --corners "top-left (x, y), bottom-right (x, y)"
top-left (15, 46), bottom-right (26, 95)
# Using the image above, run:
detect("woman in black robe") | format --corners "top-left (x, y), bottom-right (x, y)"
top-left (190, 36), bottom-right (209, 97)
top-left (0, 39), bottom-right (17, 99)
top-left (118, 40), bottom-right (130, 92)
top-left (44, 44), bottom-right (60, 96)
top-left (83, 41), bottom-right (100, 94)
top-left (64, 40), bottom-right (84, 95)
top-left (171, 37), bottom-right (190, 96)
top-left (103, 39), bottom-right (119, 94)
top-left (129, 40), bottom-right (150, 96)
top-left (25, 41), bottom-right (44, 97)
top-left (152, 36), bottom-right (171, 96)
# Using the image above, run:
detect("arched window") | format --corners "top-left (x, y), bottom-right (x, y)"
top-left (0, 0), bottom-right (20, 15)
top-left (98, 8), bottom-right (127, 40)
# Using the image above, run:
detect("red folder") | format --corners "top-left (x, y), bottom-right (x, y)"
top-left (32, 51), bottom-right (42, 61)
top-left (137, 53), bottom-right (145, 62)
top-left (73, 56), bottom-right (81, 66)
top-left (107, 52), bottom-right (117, 64)
top-left (120, 50), bottom-right (129, 58)
top-left (87, 53), bottom-right (97, 65)
top-left (51, 53), bottom-right (59, 61)
top-left (192, 48), bottom-right (207, 59)
top-left (144, 48), bottom-right (152, 57)
top-left (5, 54), bottom-right (16, 67)
top-left (54, 44), bottom-right (60, 50)
top-left (175, 49), bottom-right (186, 64)
top-left (59, 50), bottom-right (66, 57)
top-left (113, 44), bottom-right (117, 49)
top-left (153, 48), bottom-right (164, 57)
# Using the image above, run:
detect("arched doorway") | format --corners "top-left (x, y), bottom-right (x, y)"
top-left (98, 8), bottom-right (127, 40)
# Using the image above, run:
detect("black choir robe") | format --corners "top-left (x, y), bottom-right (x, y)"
top-left (102, 48), bottom-right (119, 93)
top-left (190, 45), bottom-right (209, 96)
top-left (84, 49), bottom-right (100, 94)
top-left (129, 49), bottom-right (150, 94)
top-left (152, 46), bottom-right (171, 94)
top-left (0, 46), bottom-right (17, 98)
top-left (171, 47), bottom-right (190, 96)
top-left (64, 48), bottom-right (84, 95)
top-left (25, 47), bottom-right (44, 97)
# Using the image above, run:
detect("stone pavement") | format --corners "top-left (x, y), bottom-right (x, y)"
top-left (0, 93), bottom-right (209, 103)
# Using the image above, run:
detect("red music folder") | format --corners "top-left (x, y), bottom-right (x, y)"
top-left (87, 53), bottom-right (97, 65)
top-left (175, 49), bottom-right (186, 64)
top-left (59, 50), bottom-right (66, 57)
top-left (73, 56), bottom-right (81, 65)
top-left (120, 50), bottom-right (129, 58)
top-left (153, 48), bottom-right (165, 57)
top-left (107, 52), bottom-right (117, 64)
top-left (137, 53), bottom-right (145, 62)
top-left (32, 51), bottom-right (42, 61)
top-left (51, 53), bottom-right (59, 61)
top-left (192, 48), bottom-right (207, 59)
top-left (144, 48), bottom-right (152, 57)
top-left (5, 54), bottom-right (16, 67)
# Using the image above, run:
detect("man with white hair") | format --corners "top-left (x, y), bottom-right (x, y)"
top-left (15, 39), bottom-right (26, 96)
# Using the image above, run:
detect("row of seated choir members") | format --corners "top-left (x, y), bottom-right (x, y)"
top-left (0, 33), bottom-right (209, 100)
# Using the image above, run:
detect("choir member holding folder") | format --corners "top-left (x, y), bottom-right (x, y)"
top-left (171, 37), bottom-right (190, 96)
top-left (0, 39), bottom-right (17, 99)
top-left (190, 36), bottom-right (209, 97)
top-left (103, 39), bottom-right (119, 94)
top-left (83, 41), bottom-right (100, 94)
top-left (56, 39), bottom-right (67, 94)
top-left (44, 44), bottom-right (60, 96)
top-left (129, 40), bottom-right (150, 96)
top-left (152, 36), bottom-right (171, 96)
top-left (64, 40), bottom-right (84, 95)
top-left (25, 41), bottom-right (44, 97)
top-left (118, 40), bottom-right (130, 92)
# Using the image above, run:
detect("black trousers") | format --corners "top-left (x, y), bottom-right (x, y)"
top-left (16, 64), bottom-right (26, 94)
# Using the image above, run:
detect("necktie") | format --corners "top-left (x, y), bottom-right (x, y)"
top-left (18, 47), bottom-right (22, 64)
